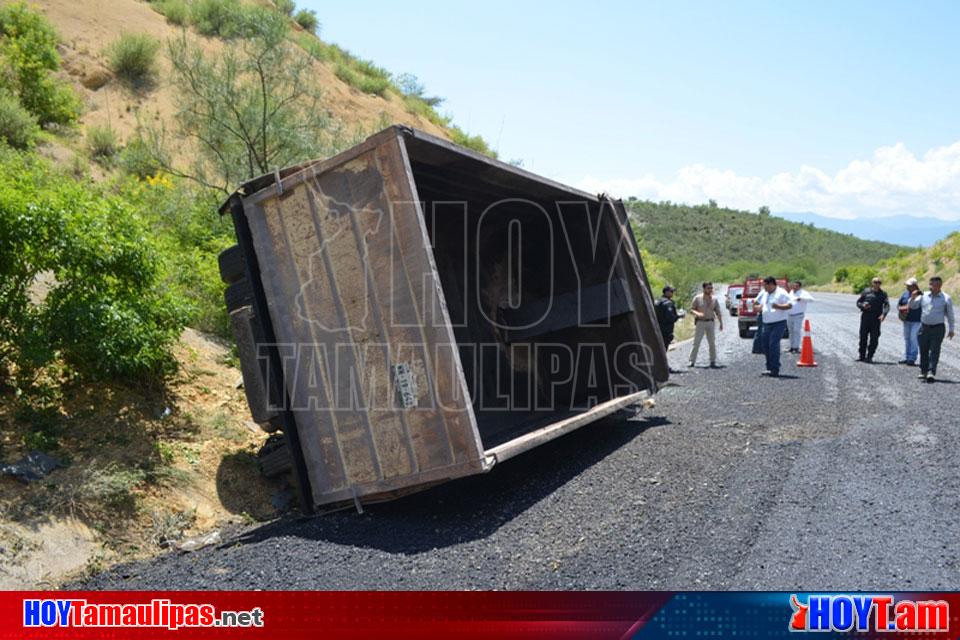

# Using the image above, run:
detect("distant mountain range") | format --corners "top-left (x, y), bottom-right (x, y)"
top-left (777, 212), bottom-right (959, 248)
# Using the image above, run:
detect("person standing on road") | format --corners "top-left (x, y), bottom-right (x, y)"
top-left (897, 277), bottom-right (922, 366)
top-left (909, 276), bottom-right (955, 383)
top-left (655, 285), bottom-right (681, 348)
top-left (787, 281), bottom-right (812, 354)
top-left (757, 276), bottom-right (792, 376)
top-left (689, 282), bottom-right (723, 368)
top-left (856, 277), bottom-right (889, 363)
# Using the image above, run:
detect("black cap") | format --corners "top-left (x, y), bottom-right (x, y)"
top-left (662, 285), bottom-right (675, 293)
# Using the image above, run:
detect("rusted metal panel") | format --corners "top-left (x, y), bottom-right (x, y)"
top-left (242, 133), bottom-right (486, 507)
top-left (608, 197), bottom-right (671, 386)
top-left (224, 125), bottom-right (670, 509)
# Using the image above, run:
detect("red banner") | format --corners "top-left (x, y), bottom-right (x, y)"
top-left (2, 591), bottom-right (671, 640)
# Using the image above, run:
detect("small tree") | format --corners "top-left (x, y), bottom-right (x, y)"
top-left (759, 205), bottom-right (770, 217)
top-left (294, 8), bottom-right (318, 34)
top-left (274, 0), bottom-right (296, 16)
top-left (144, 9), bottom-right (343, 192)
top-left (0, 91), bottom-right (40, 148)
top-left (0, 150), bottom-right (185, 388)
top-left (395, 72), bottom-right (443, 107)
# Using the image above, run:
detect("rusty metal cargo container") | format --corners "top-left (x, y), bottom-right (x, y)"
top-left (218, 125), bottom-right (669, 511)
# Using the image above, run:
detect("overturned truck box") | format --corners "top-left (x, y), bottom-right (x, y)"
top-left (218, 126), bottom-right (669, 511)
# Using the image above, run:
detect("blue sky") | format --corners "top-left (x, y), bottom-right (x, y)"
top-left (301, 1), bottom-right (960, 221)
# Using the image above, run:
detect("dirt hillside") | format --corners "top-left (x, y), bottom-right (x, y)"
top-left (34, 0), bottom-right (450, 158)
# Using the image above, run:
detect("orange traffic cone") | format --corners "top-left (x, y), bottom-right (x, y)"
top-left (797, 318), bottom-right (817, 367)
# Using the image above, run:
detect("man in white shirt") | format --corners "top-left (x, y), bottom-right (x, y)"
top-left (786, 280), bottom-right (813, 354)
top-left (757, 276), bottom-right (792, 376)
top-left (908, 275), bottom-right (956, 382)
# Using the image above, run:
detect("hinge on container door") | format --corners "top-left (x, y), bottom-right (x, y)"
top-left (351, 488), bottom-right (364, 514)
top-left (273, 167), bottom-right (283, 196)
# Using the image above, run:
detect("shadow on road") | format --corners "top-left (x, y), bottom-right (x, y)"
top-left (231, 414), bottom-right (670, 554)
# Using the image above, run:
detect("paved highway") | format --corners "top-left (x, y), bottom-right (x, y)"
top-left (83, 290), bottom-right (960, 589)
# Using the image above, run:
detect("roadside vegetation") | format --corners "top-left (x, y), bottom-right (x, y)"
top-left (835, 232), bottom-right (960, 298)
top-left (627, 199), bottom-right (906, 303)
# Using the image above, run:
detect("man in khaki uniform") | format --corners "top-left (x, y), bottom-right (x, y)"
top-left (689, 282), bottom-right (724, 368)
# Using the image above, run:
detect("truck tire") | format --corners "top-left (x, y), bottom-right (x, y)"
top-left (739, 326), bottom-right (751, 339)
top-left (264, 414), bottom-right (284, 434)
top-left (224, 278), bottom-right (255, 312)
top-left (258, 435), bottom-right (292, 479)
top-left (218, 245), bottom-right (246, 285)
top-left (229, 305), bottom-right (280, 427)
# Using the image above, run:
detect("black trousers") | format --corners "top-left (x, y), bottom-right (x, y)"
top-left (918, 323), bottom-right (946, 375)
top-left (859, 314), bottom-right (881, 359)
top-left (659, 328), bottom-right (674, 347)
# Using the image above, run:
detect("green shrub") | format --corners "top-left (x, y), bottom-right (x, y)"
top-left (403, 94), bottom-right (450, 126)
top-left (127, 180), bottom-right (235, 338)
top-left (294, 8), bottom-right (318, 33)
top-left (359, 75), bottom-right (390, 96)
top-left (0, 92), bottom-right (40, 148)
top-left (334, 63), bottom-right (359, 86)
top-left (839, 265), bottom-right (877, 293)
top-left (0, 149), bottom-right (186, 388)
top-left (0, 3), bottom-right (81, 125)
top-left (320, 42), bottom-right (348, 65)
top-left (274, 0), bottom-right (295, 16)
top-left (450, 126), bottom-right (497, 158)
top-left (119, 136), bottom-right (160, 179)
top-left (296, 33), bottom-right (326, 61)
top-left (335, 63), bottom-right (390, 97)
top-left (158, 0), bottom-right (190, 26)
top-left (190, 0), bottom-right (243, 37)
top-left (353, 58), bottom-right (389, 81)
top-left (87, 124), bottom-right (120, 163)
top-left (106, 33), bottom-right (161, 88)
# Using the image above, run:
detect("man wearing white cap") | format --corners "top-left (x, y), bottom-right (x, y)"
top-left (897, 277), bottom-right (922, 365)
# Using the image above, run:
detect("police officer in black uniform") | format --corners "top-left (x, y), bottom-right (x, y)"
top-left (856, 277), bottom-right (889, 362)
top-left (655, 285), bottom-right (680, 347)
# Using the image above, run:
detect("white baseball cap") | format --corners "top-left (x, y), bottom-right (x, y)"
top-left (905, 277), bottom-right (918, 286)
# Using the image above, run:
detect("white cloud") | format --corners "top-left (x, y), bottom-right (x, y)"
top-left (576, 141), bottom-right (960, 221)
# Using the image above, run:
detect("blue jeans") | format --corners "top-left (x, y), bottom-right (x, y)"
top-left (902, 321), bottom-right (920, 363)
top-left (762, 320), bottom-right (787, 374)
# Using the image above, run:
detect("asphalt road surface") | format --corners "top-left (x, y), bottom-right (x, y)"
top-left (84, 290), bottom-right (960, 589)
